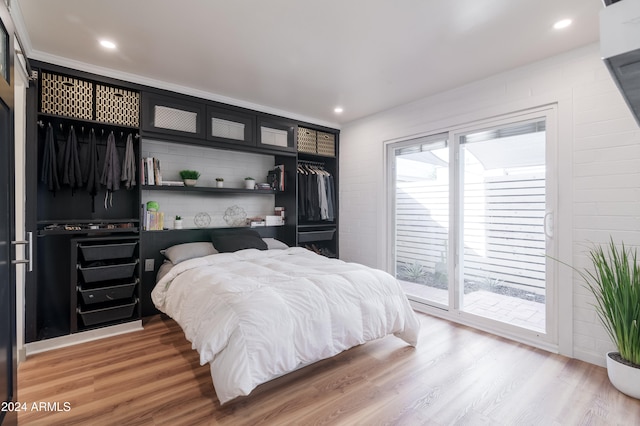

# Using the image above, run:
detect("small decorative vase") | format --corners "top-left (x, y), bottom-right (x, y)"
top-left (216, 181), bottom-right (224, 188)
top-left (244, 179), bottom-right (255, 189)
top-left (183, 179), bottom-right (197, 187)
top-left (174, 220), bottom-right (183, 230)
top-left (606, 351), bottom-right (640, 399)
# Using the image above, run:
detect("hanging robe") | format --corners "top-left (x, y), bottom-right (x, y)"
top-left (41, 123), bottom-right (60, 192)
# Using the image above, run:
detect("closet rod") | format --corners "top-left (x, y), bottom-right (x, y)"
top-left (298, 159), bottom-right (326, 167)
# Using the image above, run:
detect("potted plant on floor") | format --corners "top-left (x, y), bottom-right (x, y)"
top-left (179, 170), bottom-right (200, 186)
top-left (578, 239), bottom-right (640, 399)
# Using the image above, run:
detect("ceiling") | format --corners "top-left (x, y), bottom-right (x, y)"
top-left (13, 0), bottom-right (603, 127)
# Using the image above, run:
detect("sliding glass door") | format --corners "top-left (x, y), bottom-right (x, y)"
top-left (389, 108), bottom-right (556, 340)
top-left (391, 134), bottom-right (450, 307)
top-left (458, 120), bottom-right (548, 332)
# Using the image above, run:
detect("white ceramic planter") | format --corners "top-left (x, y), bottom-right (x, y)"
top-left (216, 181), bottom-right (224, 188)
top-left (244, 179), bottom-right (255, 189)
top-left (183, 179), bottom-right (197, 187)
top-left (606, 351), bottom-right (640, 399)
top-left (174, 220), bottom-right (183, 229)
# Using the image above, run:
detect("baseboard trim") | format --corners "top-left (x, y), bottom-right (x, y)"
top-left (25, 321), bottom-right (143, 356)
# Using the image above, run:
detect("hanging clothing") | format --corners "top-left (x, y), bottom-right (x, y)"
top-left (60, 126), bottom-right (83, 191)
top-left (297, 163), bottom-right (335, 222)
top-left (121, 133), bottom-right (136, 189)
top-left (85, 129), bottom-right (101, 197)
top-left (100, 131), bottom-right (121, 208)
top-left (41, 123), bottom-right (60, 192)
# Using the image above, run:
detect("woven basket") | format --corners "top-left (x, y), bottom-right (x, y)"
top-left (96, 85), bottom-right (140, 127)
top-left (316, 131), bottom-right (335, 157)
top-left (297, 127), bottom-right (317, 154)
top-left (41, 72), bottom-right (93, 120)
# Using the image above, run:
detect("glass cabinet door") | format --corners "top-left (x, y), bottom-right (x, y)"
top-left (207, 105), bottom-right (255, 147)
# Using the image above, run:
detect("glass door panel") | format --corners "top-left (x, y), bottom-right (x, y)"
top-left (459, 120), bottom-right (547, 332)
top-left (392, 134), bottom-right (449, 306)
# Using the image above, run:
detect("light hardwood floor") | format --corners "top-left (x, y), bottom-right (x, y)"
top-left (17, 313), bottom-right (640, 425)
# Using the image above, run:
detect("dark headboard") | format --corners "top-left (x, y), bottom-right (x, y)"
top-left (139, 227), bottom-right (288, 316)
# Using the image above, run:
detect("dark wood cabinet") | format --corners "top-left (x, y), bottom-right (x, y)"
top-left (257, 115), bottom-right (297, 152)
top-left (206, 105), bottom-right (256, 147)
top-left (26, 63), bottom-right (142, 343)
top-left (141, 92), bottom-right (206, 139)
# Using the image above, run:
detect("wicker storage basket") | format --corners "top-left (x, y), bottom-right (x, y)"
top-left (40, 72), bottom-right (93, 120)
top-left (297, 127), bottom-right (317, 154)
top-left (316, 131), bottom-right (336, 157)
top-left (96, 84), bottom-right (140, 127)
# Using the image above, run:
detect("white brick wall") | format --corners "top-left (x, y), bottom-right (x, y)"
top-left (141, 139), bottom-right (276, 228)
top-left (339, 43), bottom-right (640, 366)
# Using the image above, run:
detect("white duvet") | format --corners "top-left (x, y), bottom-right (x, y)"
top-left (151, 247), bottom-right (420, 404)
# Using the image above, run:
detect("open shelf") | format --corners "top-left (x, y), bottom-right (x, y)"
top-left (141, 185), bottom-right (278, 195)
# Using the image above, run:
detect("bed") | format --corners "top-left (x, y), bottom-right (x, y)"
top-left (151, 229), bottom-right (420, 404)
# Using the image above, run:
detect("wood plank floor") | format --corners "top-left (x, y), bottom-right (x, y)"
top-left (17, 313), bottom-right (640, 425)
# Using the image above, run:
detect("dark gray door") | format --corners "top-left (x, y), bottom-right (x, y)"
top-left (0, 1), bottom-right (16, 424)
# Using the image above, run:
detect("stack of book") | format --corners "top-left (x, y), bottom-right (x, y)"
top-left (144, 211), bottom-right (164, 230)
top-left (141, 157), bottom-right (162, 185)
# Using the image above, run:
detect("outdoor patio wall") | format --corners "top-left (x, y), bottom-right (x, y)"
top-left (338, 42), bottom-right (640, 367)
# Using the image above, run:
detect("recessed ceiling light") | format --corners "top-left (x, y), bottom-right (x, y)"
top-left (334, 107), bottom-right (344, 114)
top-left (553, 19), bottom-right (572, 30)
top-left (99, 39), bottom-right (117, 49)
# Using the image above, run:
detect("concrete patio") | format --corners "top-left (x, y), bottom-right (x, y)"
top-left (400, 280), bottom-right (545, 332)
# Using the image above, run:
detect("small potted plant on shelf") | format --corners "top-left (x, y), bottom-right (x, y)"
top-left (174, 215), bottom-right (183, 229)
top-left (216, 177), bottom-right (224, 188)
top-left (575, 239), bottom-right (640, 399)
top-left (179, 170), bottom-right (200, 187)
top-left (244, 177), bottom-right (256, 190)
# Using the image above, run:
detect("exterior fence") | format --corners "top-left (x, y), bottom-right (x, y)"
top-left (396, 173), bottom-right (546, 294)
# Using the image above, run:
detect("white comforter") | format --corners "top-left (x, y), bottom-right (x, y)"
top-left (151, 247), bottom-right (420, 404)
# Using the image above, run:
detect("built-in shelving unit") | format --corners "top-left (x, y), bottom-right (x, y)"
top-left (25, 60), bottom-right (340, 340)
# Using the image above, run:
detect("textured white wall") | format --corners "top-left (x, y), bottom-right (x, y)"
top-left (141, 140), bottom-right (276, 228)
top-left (339, 43), bottom-right (640, 366)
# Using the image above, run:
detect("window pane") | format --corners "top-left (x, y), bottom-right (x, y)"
top-left (460, 119), bottom-right (546, 332)
top-left (394, 135), bottom-right (449, 306)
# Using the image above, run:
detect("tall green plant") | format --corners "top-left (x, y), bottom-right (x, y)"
top-left (579, 239), bottom-right (640, 366)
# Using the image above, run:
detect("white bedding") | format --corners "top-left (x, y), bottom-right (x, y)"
top-left (151, 247), bottom-right (420, 404)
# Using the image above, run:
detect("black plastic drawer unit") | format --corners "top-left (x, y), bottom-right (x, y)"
top-left (78, 261), bottom-right (137, 283)
top-left (78, 281), bottom-right (137, 305)
top-left (79, 242), bottom-right (137, 261)
top-left (78, 299), bottom-right (137, 326)
top-left (298, 228), bottom-right (336, 243)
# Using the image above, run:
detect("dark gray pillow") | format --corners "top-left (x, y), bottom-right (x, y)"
top-left (211, 229), bottom-right (267, 252)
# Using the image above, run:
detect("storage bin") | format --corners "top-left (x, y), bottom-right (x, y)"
top-left (79, 242), bottom-right (137, 261)
top-left (40, 72), bottom-right (94, 120)
top-left (297, 127), bottom-right (317, 154)
top-left (95, 84), bottom-right (140, 127)
top-left (298, 228), bottom-right (336, 243)
top-left (212, 117), bottom-right (245, 140)
top-left (316, 131), bottom-right (336, 157)
top-left (78, 299), bottom-right (137, 326)
top-left (78, 281), bottom-right (137, 305)
top-left (78, 261), bottom-right (137, 283)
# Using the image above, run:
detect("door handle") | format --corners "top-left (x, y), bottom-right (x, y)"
top-left (544, 212), bottom-right (554, 239)
top-left (12, 231), bottom-right (33, 272)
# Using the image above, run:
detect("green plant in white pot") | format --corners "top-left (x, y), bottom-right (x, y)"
top-left (179, 170), bottom-right (200, 186)
top-left (578, 239), bottom-right (640, 399)
top-left (244, 177), bottom-right (255, 190)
